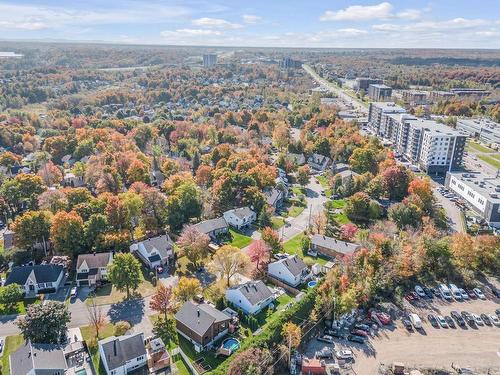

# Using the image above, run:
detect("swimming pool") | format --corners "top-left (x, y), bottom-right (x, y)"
top-left (222, 338), bottom-right (240, 352)
top-left (308, 280), bottom-right (318, 288)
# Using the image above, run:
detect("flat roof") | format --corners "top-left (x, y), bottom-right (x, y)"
top-left (448, 171), bottom-right (500, 203)
top-left (405, 118), bottom-right (464, 136)
top-left (370, 102), bottom-right (405, 112)
top-left (369, 84), bottom-right (391, 89)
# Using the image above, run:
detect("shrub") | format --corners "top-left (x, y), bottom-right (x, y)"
top-left (114, 320), bottom-right (131, 336)
top-left (87, 337), bottom-right (98, 350)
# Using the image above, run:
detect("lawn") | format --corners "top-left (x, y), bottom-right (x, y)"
top-left (329, 199), bottom-right (346, 209)
top-left (478, 154), bottom-right (500, 169)
top-left (228, 229), bottom-right (252, 248)
top-left (86, 265), bottom-right (157, 306)
top-left (316, 175), bottom-right (329, 188)
top-left (0, 297), bottom-right (40, 316)
top-left (81, 323), bottom-right (115, 375)
top-left (291, 186), bottom-right (306, 196)
top-left (250, 293), bottom-right (294, 330)
top-left (178, 335), bottom-right (225, 372)
top-left (333, 212), bottom-right (351, 225)
top-left (283, 232), bottom-right (329, 266)
top-left (271, 217), bottom-right (285, 230)
top-left (288, 205), bottom-right (305, 218)
top-left (174, 358), bottom-right (191, 375)
top-left (467, 141), bottom-right (494, 153)
top-left (1, 335), bottom-right (23, 375)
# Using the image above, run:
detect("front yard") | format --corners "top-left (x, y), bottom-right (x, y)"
top-left (228, 229), bottom-right (252, 248)
top-left (0, 297), bottom-right (41, 316)
top-left (283, 232), bottom-right (329, 266)
top-left (81, 323), bottom-right (116, 375)
top-left (1, 335), bottom-right (24, 375)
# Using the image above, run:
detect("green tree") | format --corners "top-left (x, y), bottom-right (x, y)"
top-left (0, 284), bottom-right (23, 310)
top-left (349, 147), bottom-right (378, 174)
top-left (107, 253), bottom-right (142, 299)
top-left (388, 201), bottom-right (423, 229)
top-left (84, 214), bottom-right (108, 248)
top-left (17, 301), bottom-right (70, 344)
top-left (152, 315), bottom-right (178, 348)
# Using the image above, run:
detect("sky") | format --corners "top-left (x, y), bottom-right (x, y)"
top-left (0, 0), bottom-right (499, 48)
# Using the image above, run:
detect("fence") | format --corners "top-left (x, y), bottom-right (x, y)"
top-left (265, 274), bottom-right (301, 296)
top-left (171, 347), bottom-right (200, 375)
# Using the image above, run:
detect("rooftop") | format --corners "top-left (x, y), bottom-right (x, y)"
top-left (370, 102), bottom-right (406, 113)
top-left (448, 171), bottom-right (500, 203)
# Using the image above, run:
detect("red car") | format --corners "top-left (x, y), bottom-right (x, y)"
top-left (405, 292), bottom-right (419, 302)
top-left (350, 329), bottom-right (368, 337)
top-left (466, 289), bottom-right (477, 299)
top-left (369, 311), bottom-right (391, 325)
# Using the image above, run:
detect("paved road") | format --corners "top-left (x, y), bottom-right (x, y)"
top-left (303, 64), bottom-right (368, 115)
top-left (432, 186), bottom-right (464, 233)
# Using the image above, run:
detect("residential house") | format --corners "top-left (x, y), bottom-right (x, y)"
top-left (130, 234), bottom-right (174, 269)
top-left (99, 333), bottom-right (147, 375)
top-left (226, 280), bottom-right (275, 315)
top-left (63, 172), bottom-right (85, 188)
top-left (311, 234), bottom-right (361, 259)
top-left (264, 187), bottom-right (285, 210)
top-left (267, 255), bottom-right (310, 287)
top-left (192, 217), bottom-right (229, 240)
top-left (146, 337), bottom-right (170, 373)
top-left (2, 229), bottom-right (14, 250)
top-left (308, 153), bottom-right (331, 172)
top-left (5, 264), bottom-right (64, 295)
top-left (287, 152), bottom-right (306, 166)
top-left (175, 301), bottom-right (232, 352)
top-left (336, 169), bottom-right (359, 185)
top-left (332, 163), bottom-right (350, 174)
top-left (150, 169), bottom-right (165, 187)
top-left (223, 207), bottom-right (256, 230)
top-left (75, 252), bottom-right (113, 287)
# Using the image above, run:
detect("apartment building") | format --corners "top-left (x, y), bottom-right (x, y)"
top-left (445, 172), bottom-right (500, 228)
top-left (402, 90), bottom-right (428, 105)
top-left (367, 102), bottom-right (406, 136)
top-left (203, 54), bottom-right (217, 68)
top-left (368, 84), bottom-right (392, 101)
top-left (355, 77), bottom-right (382, 91)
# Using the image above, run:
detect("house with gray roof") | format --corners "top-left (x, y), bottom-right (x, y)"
top-left (192, 217), bottom-right (228, 240)
top-left (10, 341), bottom-right (67, 375)
top-left (267, 255), bottom-right (311, 287)
top-left (175, 301), bottom-right (232, 352)
top-left (223, 207), bottom-right (256, 230)
top-left (130, 234), bottom-right (174, 269)
top-left (311, 234), bottom-right (361, 259)
top-left (264, 187), bottom-right (284, 210)
top-left (226, 280), bottom-right (275, 315)
top-left (75, 252), bottom-right (113, 287)
top-left (307, 153), bottom-right (331, 172)
top-left (5, 264), bottom-right (64, 296)
top-left (99, 332), bottom-right (147, 375)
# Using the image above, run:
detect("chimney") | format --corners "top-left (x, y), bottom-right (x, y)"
top-left (197, 309), bottom-right (200, 317)
top-left (113, 339), bottom-right (117, 356)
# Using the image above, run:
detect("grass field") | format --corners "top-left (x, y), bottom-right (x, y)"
top-left (478, 154), bottom-right (500, 169)
top-left (288, 205), bottom-right (305, 217)
top-left (174, 358), bottom-right (191, 375)
top-left (467, 141), bottom-right (494, 153)
top-left (0, 297), bottom-right (40, 316)
top-left (1, 335), bottom-right (23, 375)
top-left (228, 229), bottom-right (252, 248)
top-left (271, 217), bottom-right (285, 230)
top-left (81, 323), bottom-right (116, 375)
top-left (283, 232), bottom-right (329, 266)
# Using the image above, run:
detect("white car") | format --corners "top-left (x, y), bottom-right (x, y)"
top-left (437, 315), bottom-right (448, 328)
top-left (473, 288), bottom-right (486, 300)
top-left (70, 287), bottom-right (78, 299)
top-left (472, 313), bottom-right (484, 326)
top-left (336, 349), bottom-right (353, 360)
top-left (459, 289), bottom-right (469, 300)
top-left (317, 335), bottom-right (335, 344)
top-left (489, 314), bottom-right (500, 327)
top-left (414, 285), bottom-right (426, 298)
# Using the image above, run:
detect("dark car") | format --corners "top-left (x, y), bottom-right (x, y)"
top-left (427, 314), bottom-right (438, 327)
top-left (402, 318), bottom-right (413, 331)
top-left (431, 287), bottom-right (441, 298)
top-left (480, 313), bottom-right (492, 326)
top-left (353, 323), bottom-right (370, 332)
top-left (491, 287), bottom-right (500, 298)
top-left (325, 329), bottom-right (343, 338)
top-left (423, 287), bottom-right (434, 299)
top-left (461, 311), bottom-right (475, 326)
top-left (444, 316), bottom-right (456, 328)
top-left (451, 311), bottom-right (466, 326)
top-left (347, 335), bottom-right (365, 344)
top-left (466, 289), bottom-right (477, 299)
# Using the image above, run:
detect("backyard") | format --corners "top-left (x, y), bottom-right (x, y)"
top-left (80, 322), bottom-right (116, 375)
top-left (228, 229), bottom-right (252, 249)
top-left (326, 199), bottom-right (351, 225)
top-left (283, 232), bottom-right (329, 266)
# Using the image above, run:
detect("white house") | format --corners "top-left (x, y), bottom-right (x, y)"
top-left (223, 207), bottom-right (256, 230)
top-left (4, 265), bottom-right (64, 296)
top-left (130, 234), bottom-right (174, 269)
top-left (226, 280), bottom-right (275, 315)
top-left (99, 333), bottom-right (147, 375)
top-left (63, 172), bottom-right (85, 188)
top-left (307, 153), bottom-right (331, 172)
top-left (75, 252), bottom-right (113, 287)
top-left (268, 255), bottom-right (310, 287)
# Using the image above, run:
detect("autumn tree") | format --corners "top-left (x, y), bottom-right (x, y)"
top-left (261, 226), bottom-right (282, 253)
top-left (50, 211), bottom-right (84, 256)
top-left (340, 223), bottom-right (358, 241)
top-left (388, 201), bottom-right (423, 229)
top-left (450, 232), bottom-right (476, 271)
top-left (282, 322), bottom-right (301, 366)
top-left (174, 277), bottom-right (202, 302)
top-left (38, 189), bottom-right (67, 213)
top-left (382, 165), bottom-right (412, 201)
top-left (227, 347), bottom-right (273, 375)
top-left (12, 210), bottom-right (52, 253)
top-left (247, 240), bottom-right (270, 272)
top-left (149, 284), bottom-right (175, 319)
top-left (349, 146), bottom-right (378, 174)
top-left (311, 211), bottom-right (327, 234)
top-left (408, 177), bottom-right (435, 214)
top-left (177, 225), bottom-right (210, 268)
top-left (107, 253), bottom-right (142, 299)
top-left (209, 245), bottom-right (250, 287)
top-left (297, 165), bottom-right (310, 187)
top-left (38, 161), bottom-right (63, 187)
top-left (87, 298), bottom-right (107, 339)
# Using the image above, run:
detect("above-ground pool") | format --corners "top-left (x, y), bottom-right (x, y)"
top-left (222, 338), bottom-right (240, 352)
top-left (308, 280), bottom-right (318, 288)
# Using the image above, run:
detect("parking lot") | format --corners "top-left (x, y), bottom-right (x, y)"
top-left (304, 285), bottom-right (500, 374)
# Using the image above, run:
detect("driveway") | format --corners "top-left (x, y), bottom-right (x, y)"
top-left (45, 285), bottom-right (70, 303)
top-left (432, 186), bottom-right (464, 233)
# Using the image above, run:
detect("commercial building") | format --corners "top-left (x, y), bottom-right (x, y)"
top-left (280, 57), bottom-right (302, 69)
top-left (203, 54), bottom-right (217, 68)
top-left (445, 172), bottom-right (500, 228)
top-left (368, 84), bottom-right (392, 101)
top-left (456, 118), bottom-right (500, 146)
top-left (450, 88), bottom-right (491, 99)
top-left (355, 77), bottom-right (382, 91)
top-left (402, 90), bottom-right (428, 105)
top-left (368, 102), bottom-right (467, 174)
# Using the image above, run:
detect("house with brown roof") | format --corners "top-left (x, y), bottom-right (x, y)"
top-left (75, 252), bottom-right (113, 287)
top-left (311, 234), bottom-right (361, 259)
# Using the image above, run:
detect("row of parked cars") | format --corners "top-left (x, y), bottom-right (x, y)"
top-left (427, 309), bottom-right (500, 329)
top-left (406, 283), bottom-right (499, 303)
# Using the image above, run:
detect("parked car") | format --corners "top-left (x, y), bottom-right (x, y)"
top-left (480, 314), bottom-right (492, 326)
top-left (423, 287), bottom-right (434, 299)
top-left (473, 288), bottom-right (486, 300)
top-left (437, 315), bottom-right (448, 328)
top-left (414, 285), bottom-right (426, 298)
top-left (444, 316), bottom-right (455, 328)
top-left (315, 347), bottom-right (334, 359)
top-left (427, 314), bottom-right (438, 327)
top-left (317, 335), bottom-right (335, 344)
top-left (459, 289), bottom-right (469, 300)
top-left (449, 284), bottom-right (462, 301)
top-left (472, 313), bottom-right (484, 326)
top-left (491, 287), bottom-right (500, 298)
top-left (496, 308), bottom-right (500, 317)
top-left (350, 329), bottom-right (368, 337)
top-left (353, 323), bottom-right (370, 332)
top-left (402, 317), bottom-right (413, 331)
top-left (409, 314), bottom-right (422, 329)
top-left (70, 287), bottom-right (78, 299)
top-left (347, 335), bottom-right (365, 344)
top-left (405, 292), bottom-right (418, 302)
top-left (335, 349), bottom-right (353, 360)
top-left (0, 338), bottom-right (3, 354)
top-left (450, 311), bottom-right (465, 326)
top-left (466, 289), bottom-right (477, 299)
top-left (489, 314), bottom-right (500, 327)
top-left (461, 311), bottom-right (475, 326)
top-left (370, 311), bottom-right (391, 325)
top-left (438, 284), bottom-right (452, 300)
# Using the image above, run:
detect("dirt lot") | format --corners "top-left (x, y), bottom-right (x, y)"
top-left (351, 298), bottom-right (500, 374)
top-left (304, 296), bottom-right (500, 375)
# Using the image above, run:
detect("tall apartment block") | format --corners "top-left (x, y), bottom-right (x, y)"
top-left (203, 54), bottom-right (217, 68)
top-left (368, 102), bottom-right (467, 174)
top-left (368, 84), bottom-right (392, 101)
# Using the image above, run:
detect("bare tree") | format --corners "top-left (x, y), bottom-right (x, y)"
top-left (87, 297), bottom-right (107, 339)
